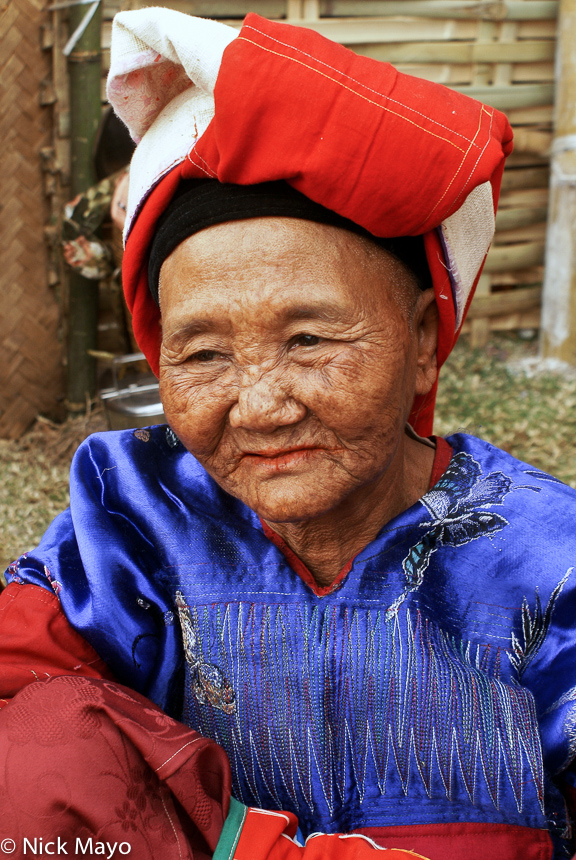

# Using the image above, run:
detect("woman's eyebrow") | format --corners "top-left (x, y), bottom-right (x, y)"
top-left (164, 319), bottom-right (217, 343)
top-left (281, 303), bottom-right (345, 324)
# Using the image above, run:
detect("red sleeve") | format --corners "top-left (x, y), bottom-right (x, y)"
top-left (0, 582), bottom-right (115, 708)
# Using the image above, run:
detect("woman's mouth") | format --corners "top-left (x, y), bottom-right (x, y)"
top-left (240, 446), bottom-right (323, 472)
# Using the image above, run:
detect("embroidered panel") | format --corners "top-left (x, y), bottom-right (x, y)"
top-left (178, 597), bottom-right (546, 834)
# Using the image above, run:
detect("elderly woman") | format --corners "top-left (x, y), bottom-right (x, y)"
top-left (1, 10), bottom-right (576, 860)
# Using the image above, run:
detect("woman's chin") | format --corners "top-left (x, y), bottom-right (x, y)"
top-left (232, 474), bottom-right (354, 525)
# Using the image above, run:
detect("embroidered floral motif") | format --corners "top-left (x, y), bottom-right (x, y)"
top-left (509, 568), bottom-right (573, 680)
top-left (175, 591), bottom-right (236, 714)
top-left (165, 427), bottom-right (180, 449)
top-left (43, 564), bottom-right (62, 596)
top-left (387, 453), bottom-right (515, 619)
top-left (7, 556), bottom-right (25, 584)
top-left (133, 428), bottom-right (151, 442)
top-left (543, 683), bottom-right (576, 774)
top-left (115, 800), bottom-right (140, 832)
top-left (522, 468), bottom-right (564, 485)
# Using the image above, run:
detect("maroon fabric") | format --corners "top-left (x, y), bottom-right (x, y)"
top-left (0, 675), bottom-right (231, 858)
top-left (429, 436), bottom-right (453, 488)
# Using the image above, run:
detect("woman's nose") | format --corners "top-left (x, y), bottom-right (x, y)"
top-left (228, 374), bottom-right (307, 432)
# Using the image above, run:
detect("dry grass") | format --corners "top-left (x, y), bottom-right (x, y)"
top-left (1, 333), bottom-right (575, 577)
top-left (0, 409), bottom-right (107, 577)
top-left (435, 334), bottom-right (576, 488)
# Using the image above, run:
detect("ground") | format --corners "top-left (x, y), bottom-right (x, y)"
top-left (1, 333), bottom-right (575, 576)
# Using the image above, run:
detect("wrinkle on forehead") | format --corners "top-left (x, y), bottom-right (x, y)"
top-left (158, 216), bottom-right (421, 325)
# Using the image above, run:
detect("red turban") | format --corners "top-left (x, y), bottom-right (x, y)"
top-left (109, 11), bottom-right (513, 435)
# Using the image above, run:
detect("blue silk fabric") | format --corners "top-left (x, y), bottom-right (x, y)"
top-left (7, 428), bottom-right (576, 850)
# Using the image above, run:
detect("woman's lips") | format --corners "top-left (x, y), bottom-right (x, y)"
top-left (240, 446), bottom-right (323, 472)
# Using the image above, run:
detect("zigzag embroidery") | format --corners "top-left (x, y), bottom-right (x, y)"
top-left (182, 602), bottom-right (545, 818)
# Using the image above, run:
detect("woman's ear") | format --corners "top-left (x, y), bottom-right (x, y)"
top-left (414, 289), bottom-right (439, 397)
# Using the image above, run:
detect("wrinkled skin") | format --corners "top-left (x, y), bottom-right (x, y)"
top-left (159, 218), bottom-right (439, 586)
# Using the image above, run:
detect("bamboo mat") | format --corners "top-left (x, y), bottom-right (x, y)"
top-left (0, 0), bottom-right (64, 439)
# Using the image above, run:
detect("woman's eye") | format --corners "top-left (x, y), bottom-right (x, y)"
top-left (188, 350), bottom-right (220, 363)
top-left (291, 334), bottom-right (321, 348)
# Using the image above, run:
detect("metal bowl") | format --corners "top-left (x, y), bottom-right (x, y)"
top-left (101, 382), bottom-right (166, 430)
top-left (99, 353), bottom-right (165, 431)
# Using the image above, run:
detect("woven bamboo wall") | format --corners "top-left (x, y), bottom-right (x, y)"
top-left (0, 0), bottom-right (64, 439)
top-left (101, 0), bottom-right (557, 347)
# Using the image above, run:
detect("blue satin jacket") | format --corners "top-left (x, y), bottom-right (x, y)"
top-left (7, 428), bottom-right (576, 854)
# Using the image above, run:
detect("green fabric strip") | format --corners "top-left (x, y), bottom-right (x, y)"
top-left (213, 797), bottom-right (248, 860)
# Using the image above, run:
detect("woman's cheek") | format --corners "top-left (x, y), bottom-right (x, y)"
top-left (161, 364), bottom-right (215, 409)
top-left (161, 372), bottom-right (233, 450)
top-left (306, 347), bottom-right (392, 407)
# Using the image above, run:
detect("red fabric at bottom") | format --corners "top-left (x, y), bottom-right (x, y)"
top-left (0, 675), bottom-right (231, 859)
top-left (234, 809), bottom-right (432, 860)
top-left (360, 821), bottom-right (553, 860)
top-left (0, 676), bottom-right (554, 860)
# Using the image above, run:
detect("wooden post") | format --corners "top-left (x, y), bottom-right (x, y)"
top-left (287, 0), bottom-right (320, 19)
top-left (540, 0), bottom-right (576, 364)
top-left (470, 274), bottom-right (492, 347)
top-left (66, 1), bottom-right (102, 414)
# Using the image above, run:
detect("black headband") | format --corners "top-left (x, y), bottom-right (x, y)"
top-left (148, 179), bottom-right (432, 304)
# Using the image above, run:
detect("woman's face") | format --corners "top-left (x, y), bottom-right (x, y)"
top-left (158, 218), bottom-right (437, 524)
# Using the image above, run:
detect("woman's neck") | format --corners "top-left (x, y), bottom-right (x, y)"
top-left (262, 434), bottom-right (435, 588)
